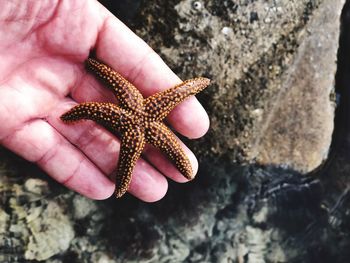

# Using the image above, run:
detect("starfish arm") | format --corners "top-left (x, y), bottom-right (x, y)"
top-left (115, 128), bottom-right (146, 197)
top-left (145, 122), bottom-right (193, 180)
top-left (144, 77), bottom-right (210, 121)
top-left (85, 58), bottom-right (144, 112)
top-left (60, 102), bottom-right (126, 134)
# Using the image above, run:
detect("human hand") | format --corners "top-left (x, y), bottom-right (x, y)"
top-left (0, 0), bottom-right (209, 201)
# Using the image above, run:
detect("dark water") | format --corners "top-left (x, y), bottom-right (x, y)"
top-left (98, 0), bottom-right (142, 24)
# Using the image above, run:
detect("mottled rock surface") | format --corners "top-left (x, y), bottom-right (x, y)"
top-left (134, 0), bottom-right (338, 172)
top-left (1, 0), bottom-right (350, 263)
top-left (0, 166), bottom-right (74, 262)
top-left (252, 0), bottom-right (339, 172)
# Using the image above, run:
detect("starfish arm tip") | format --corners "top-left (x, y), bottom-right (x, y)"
top-left (201, 77), bottom-right (211, 84)
top-left (185, 172), bottom-right (195, 181)
top-left (114, 188), bottom-right (128, 198)
top-left (196, 77), bottom-right (211, 91)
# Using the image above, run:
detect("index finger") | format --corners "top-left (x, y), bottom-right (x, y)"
top-left (92, 2), bottom-right (210, 139)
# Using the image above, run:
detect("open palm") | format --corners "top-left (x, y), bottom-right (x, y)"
top-left (0, 0), bottom-right (209, 201)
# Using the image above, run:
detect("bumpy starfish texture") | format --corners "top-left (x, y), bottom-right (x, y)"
top-left (61, 58), bottom-right (210, 198)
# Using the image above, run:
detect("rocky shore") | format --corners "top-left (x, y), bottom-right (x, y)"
top-left (1, 1), bottom-right (350, 262)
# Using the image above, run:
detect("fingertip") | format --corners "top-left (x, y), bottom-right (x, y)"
top-left (127, 161), bottom-right (168, 202)
top-left (86, 183), bottom-right (115, 200)
top-left (189, 151), bottom-right (199, 179)
top-left (189, 107), bottom-right (210, 139)
top-left (141, 180), bottom-right (168, 203)
top-left (142, 143), bottom-right (199, 184)
top-left (172, 148), bottom-right (199, 183)
top-left (168, 97), bottom-right (210, 139)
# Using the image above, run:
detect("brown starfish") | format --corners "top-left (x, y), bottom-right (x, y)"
top-left (61, 58), bottom-right (210, 198)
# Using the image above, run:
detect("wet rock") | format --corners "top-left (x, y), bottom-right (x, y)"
top-left (0, 174), bottom-right (74, 262)
top-left (25, 202), bottom-right (74, 261)
top-left (72, 195), bottom-right (98, 220)
top-left (251, 0), bottom-right (341, 172)
top-left (134, 0), bottom-right (340, 172)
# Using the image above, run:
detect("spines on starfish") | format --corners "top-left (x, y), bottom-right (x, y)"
top-left (145, 122), bottom-right (193, 180)
top-left (144, 77), bottom-right (210, 121)
top-left (85, 58), bottom-right (144, 112)
top-left (61, 57), bottom-right (210, 198)
top-left (61, 102), bottom-right (125, 133)
top-left (115, 129), bottom-right (146, 198)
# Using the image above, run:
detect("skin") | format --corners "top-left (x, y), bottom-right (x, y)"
top-left (0, 0), bottom-right (209, 202)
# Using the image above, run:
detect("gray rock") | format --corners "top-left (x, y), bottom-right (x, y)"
top-left (25, 202), bottom-right (74, 261)
top-left (72, 195), bottom-right (98, 220)
top-left (0, 175), bottom-right (74, 262)
top-left (135, 0), bottom-right (340, 173)
top-left (251, 0), bottom-right (341, 172)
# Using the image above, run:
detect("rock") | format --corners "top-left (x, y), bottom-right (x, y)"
top-left (134, 0), bottom-right (340, 172)
top-left (72, 195), bottom-right (98, 220)
top-left (24, 178), bottom-right (49, 195)
top-left (24, 202), bottom-right (75, 261)
top-left (251, 0), bottom-right (341, 172)
top-left (0, 174), bottom-right (75, 262)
